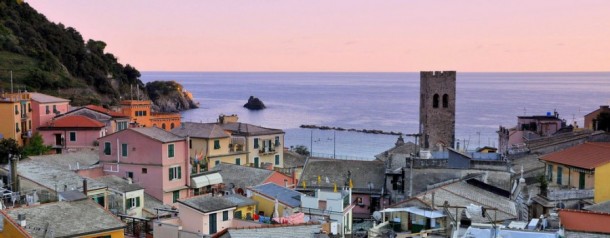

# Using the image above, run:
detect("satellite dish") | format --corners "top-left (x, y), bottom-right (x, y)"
top-left (372, 211), bottom-right (382, 221)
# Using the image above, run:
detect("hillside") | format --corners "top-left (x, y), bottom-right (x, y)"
top-left (0, 0), bottom-right (197, 110)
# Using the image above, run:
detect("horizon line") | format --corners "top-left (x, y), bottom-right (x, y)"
top-left (140, 70), bottom-right (610, 74)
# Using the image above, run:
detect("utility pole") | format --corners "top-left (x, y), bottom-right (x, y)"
top-left (310, 129), bottom-right (313, 156)
top-left (333, 130), bottom-right (336, 159)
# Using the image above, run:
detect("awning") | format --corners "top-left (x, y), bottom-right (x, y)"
top-left (191, 173), bottom-right (223, 188)
top-left (380, 207), bottom-right (445, 219)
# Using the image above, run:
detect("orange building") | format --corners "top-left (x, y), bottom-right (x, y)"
top-left (0, 93), bottom-right (33, 146)
top-left (119, 100), bottom-right (181, 131)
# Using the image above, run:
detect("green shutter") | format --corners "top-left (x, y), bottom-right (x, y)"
top-left (236, 158), bottom-right (240, 165)
top-left (127, 198), bottom-right (132, 208)
top-left (275, 155), bottom-right (280, 165)
top-left (169, 167), bottom-right (174, 180)
top-left (214, 140), bottom-right (220, 149)
top-left (136, 197), bottom-right (141, 207)
top-left (254, 138), bottom-right (259, 148)
top-left (122, 143), bottom-right (128, 157)
top-left (168, 144), bottom-right (175, 157)
top-left (177, 166), bottom-right (182, 179)
top-left (104, 142), bottom-right (111, 155)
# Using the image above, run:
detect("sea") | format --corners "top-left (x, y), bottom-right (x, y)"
top-left (141, 72), bottom-right (610, 159)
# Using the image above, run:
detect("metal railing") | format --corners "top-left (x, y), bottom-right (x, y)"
top-left (310, 152), bottom-right (373, 161)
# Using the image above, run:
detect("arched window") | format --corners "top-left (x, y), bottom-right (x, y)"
top-left (443, 94), bottom-right (449, 108)
top-left (170, 123), bottom-right (175, 129)
top-left (162, 123), bottom-right (166, 130)
top-left (433, 94), bottom-right (439, 108)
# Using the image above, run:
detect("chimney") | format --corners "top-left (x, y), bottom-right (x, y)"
top-left (82, 179), bottom-right (88, 195)
top-left (10, 154), bottom-right (19, 192)
top-left (17, 213), bottom-right (26, 227)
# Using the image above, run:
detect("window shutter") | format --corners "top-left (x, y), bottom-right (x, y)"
top-left (169, 167), bottom-right (174, 180)
top-left (177, 167), bottom-right (182, 179)
top-left (136, 197), bottom-right (141, 207)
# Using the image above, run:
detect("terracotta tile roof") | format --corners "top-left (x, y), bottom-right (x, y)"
top-left (559, 209), bottom-right (610, 234)
top-left (540, 142), bottom-right (610, 170)
top-left (84, 105), bottom-right (128, 118)
top-left (47, 115), bottom-right (105, 128)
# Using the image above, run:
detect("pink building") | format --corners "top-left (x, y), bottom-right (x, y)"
top-left (29, 92), bottom-right (70, 134)
top-left (498, 113), bottom-right (566, 154)
top-left (98, 127), bottom-right (191, 204)
top-left (38, 115), bottom-right (105, 153)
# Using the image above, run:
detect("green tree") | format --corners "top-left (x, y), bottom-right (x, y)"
top-left (0, 138), bottom-right (23, 164)
top-left (595, 112), bottom-right (610, 131)
top-left (293, 145), bottom-right (310, 156)
top-left (22, 132), bottom-right (51, 156)
top-left (538, 174), bottom-right (548, 196)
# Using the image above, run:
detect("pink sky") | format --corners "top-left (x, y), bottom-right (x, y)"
top-left (27, 1), bottom-right (610, 72)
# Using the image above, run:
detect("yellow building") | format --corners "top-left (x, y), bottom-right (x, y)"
top-left (540, 142), bottom-right (610, 203)
top-left (119, 100), bottom-right (181, 131)
top-left (248, 183), bottom-right (302, 217)
top-left (0, 199), bottom-right (125, 238)
top-left (171, 122), bottom-right (249, 172)
top-left (224, 194), bottom-right (257, 220)
top-left (216, 115), bottom-right (285, 169)
top-left (0, 92), bottom-right (33, 146)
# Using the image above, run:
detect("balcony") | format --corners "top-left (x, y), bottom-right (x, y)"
top-left (21, 130), bottom-right (32, 139)
top-left (228, 143), bottom-right (245, 153)
top-left (258, 147), bottom-right (277, 155)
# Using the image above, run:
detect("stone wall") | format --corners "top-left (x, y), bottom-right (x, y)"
top-left (419, 71), bottom-right (456, 150)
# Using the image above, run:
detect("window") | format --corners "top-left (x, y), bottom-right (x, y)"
top-left (173, 191), bottom-right (180, 203)
top-left (433, 94), bottom-right (439, 108)
top-left (557, 166), bottom-right (563, 185)
top-left (168, 144), bottom-right (175, 158)
top-left (162, 123), bottom-right (166, 130)
top-left (142, 168), bottom-right (148, 174)
top-left (169, 166), bottom-right (181, 180)
top-left (15, 123), bottom-right (19, 133)
top-left (275, 155), bottom-right (280, 165)
top-left (143, 111), bottom-right (147, 116)
top-left (118, 121), bottom-right (127, 131)
top-left (189, 139), bottom-right (192, 149)
top-left (170, 123), bottom-right (175, 129)
top-left (28, 103), bottom-right (31, 112)
top-left (442, 94), bottom-right (449, 108)
top-left (254, 157), bottom-right (259, 168)
top-left (214, 140), bottom-right (220, 149)
top-left (126, 196), bottom-right (141, 209)
top-left (547, 164), bottom-right (553, 181)
top-left (28, 120), bottom-right (32, 130)
top-left (14, 105), bottom-right (18, 115)
top-left (127, 172), bottom-right (134, 179)
top-left (46, 105), bottom-right (50, 114)
top-left (215, 160), bottom-right (220, 166)
top-left (69, 132), bottom-right (76, 142)
top-left (235, 158), bottom-right (240, 165)
top-left (275, 136), bottom-right (280, 146)
top-left (104, 142), bottom-right (112, 155)
top-left (194, 188), bottom-right (201, 196)
top-left (122, 143), bottom-right (128, 157)
top-left (254, 138), bottom-right (259, 149)
top-left (223, 210), bottom-right (229, 221)
top-left (53, 105), bottom-right (57, 113)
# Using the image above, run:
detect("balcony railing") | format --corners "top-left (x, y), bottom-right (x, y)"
top-left (21, 130), bottom-right (32, 139)
top-left (259, 147), bottom-right (277, 155)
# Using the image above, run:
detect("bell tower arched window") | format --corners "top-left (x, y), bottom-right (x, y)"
top-left (433, 94), bottom-right (439, 108)
top-left (443, 94), bottom-right (449, 108)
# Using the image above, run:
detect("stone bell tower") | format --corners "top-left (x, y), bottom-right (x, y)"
top-left (419, 71), bottom-right (456, 151)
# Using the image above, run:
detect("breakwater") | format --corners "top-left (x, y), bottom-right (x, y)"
top-left (300, 124), bottom-right (403, 136)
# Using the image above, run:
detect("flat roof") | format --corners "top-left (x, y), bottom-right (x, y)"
top-left (3, 199), bottom-right (125, 238)
top-left (179, 195), bottom-right (236, 214)
top-left (9, 159), bottom-right (107, 192)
